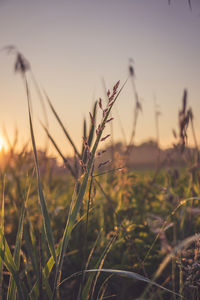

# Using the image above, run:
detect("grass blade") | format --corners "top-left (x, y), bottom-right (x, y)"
top-left (82, 269), bottom-right (181, 298)
top-left (81, 231), bottom-right (118, 300)
top-left (7, 174), bottom-right (32, 300)
top-left (81, 117), bottom-right (88, 163)
top-left (52, 79), bottom-right (127, 298)
top-left (0, 176), bottom-right (5, 299)
top-left (44, 90), bottom-right (81, 158)
top-left (41, 123), bottom-right (77, 179)
top-left (97, 274), bottom-right (113, 300)
top-left (26, 77), bottom-right (57, 265)
top-left (0, 228), bottom-right (29, 300)
top-left (87, 101), bottom-right (97, 148)
top-left (81, 101), bottom-right (97, 165)
top-left (23, 221), bottom-right (39, 278)
top-left (29, 211), bottom-right (88, 299)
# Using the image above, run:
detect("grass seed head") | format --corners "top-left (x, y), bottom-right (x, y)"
top-left (98, 160), bottom-right (111, 169)
top-left (100, 134), bottom-right (110, 142)
top-left (14, 53), bottom-right (30, 74)
top-left (98, 98), bottom-right (102, 109)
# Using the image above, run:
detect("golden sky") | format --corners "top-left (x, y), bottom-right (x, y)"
top-left (0, 0), bottom-right (200, 155)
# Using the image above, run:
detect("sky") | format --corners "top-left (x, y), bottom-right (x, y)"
top-left (0, 0), bottom-right (200, 156)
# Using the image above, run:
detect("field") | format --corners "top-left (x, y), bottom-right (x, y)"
top-left (1, 52), bottom-right (200, 300)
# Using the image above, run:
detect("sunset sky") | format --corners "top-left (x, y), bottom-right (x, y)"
top-left (0, 0), bottom-right (200, 155)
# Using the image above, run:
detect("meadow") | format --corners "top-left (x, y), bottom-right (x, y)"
top-left (0, 50), bottom-right (200, 300)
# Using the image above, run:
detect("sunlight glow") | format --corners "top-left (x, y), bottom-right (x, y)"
top-left (0, 136), bottom-right (6, 151)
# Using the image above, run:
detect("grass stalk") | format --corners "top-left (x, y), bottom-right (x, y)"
top-left (52, 79), bottom-right (128, 298)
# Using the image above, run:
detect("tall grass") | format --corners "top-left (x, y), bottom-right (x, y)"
top-left (0, 48), bottom-right (200, 299)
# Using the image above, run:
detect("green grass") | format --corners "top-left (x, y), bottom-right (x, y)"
top-left (0, 50), bottom-right (200, 299)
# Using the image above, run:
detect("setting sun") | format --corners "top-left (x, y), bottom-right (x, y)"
top-left (0, 136), bottom-right (6, 151)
